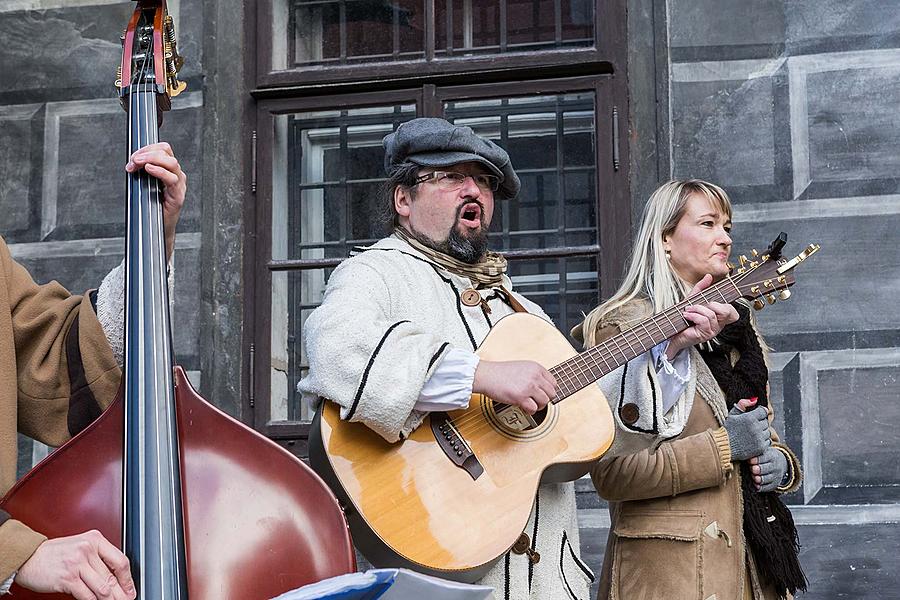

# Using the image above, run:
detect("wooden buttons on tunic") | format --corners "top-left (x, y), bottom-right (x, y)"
top-left (461, 288), bottom-right (482, 307)
top-left (619, 402), bottom-right (640, 425)
top-left (511, 533), bottom-right (541, 564)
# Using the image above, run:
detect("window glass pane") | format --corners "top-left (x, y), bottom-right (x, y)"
top-left (507, 255), bottom-right (599, 340)
top-left (271, 104), bottom-right (416, 262)
top-left (271, 270), bottom-right (334, 422)
top-left (271, 0), bottom-right (594, 70)
top-left (270, 104), bottom-right (415, 423)
top-left (443, 92), bottom-right (597, 251)
top-left (435, 0), bottom-right (594, 57)
top-left (275, 0), bottom-right (427, 68)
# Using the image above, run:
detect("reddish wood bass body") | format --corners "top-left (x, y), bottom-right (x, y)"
top-left (2, 368), bottom-right (355, 599)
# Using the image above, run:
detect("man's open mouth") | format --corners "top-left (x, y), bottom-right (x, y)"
top-left (459, 202), bottom-right (483, 228)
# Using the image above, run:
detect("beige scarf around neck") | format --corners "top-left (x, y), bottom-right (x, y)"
top-left (393, 227), bottom-right (508, 288)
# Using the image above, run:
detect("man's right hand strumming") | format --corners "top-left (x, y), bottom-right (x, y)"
top-left (472, 359), bottom-right (557, 415)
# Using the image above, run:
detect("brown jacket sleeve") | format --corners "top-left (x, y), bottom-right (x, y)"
top-left (6, 242), bottom-right (120, 447)
top-left (0, 514), bottom-right (47, 584)
top-left (0, 237), bottom-right (120, 581)
top-left (591, 427), bottom-right (732, 502)
top-left (582, 300), bottom-right (732, 503)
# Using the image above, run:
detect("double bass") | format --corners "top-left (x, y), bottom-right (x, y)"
top-left (1, 2), bottom-right (355, 597)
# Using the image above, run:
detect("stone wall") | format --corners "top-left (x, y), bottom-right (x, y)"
top-left (578, 1), bottom-right (900, 597)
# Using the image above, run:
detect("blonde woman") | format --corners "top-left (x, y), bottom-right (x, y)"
top-left (573, 180), bottom-right (806, 600)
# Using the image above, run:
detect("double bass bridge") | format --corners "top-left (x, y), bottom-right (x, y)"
top-left (430, 412), bottom-right (484, 481)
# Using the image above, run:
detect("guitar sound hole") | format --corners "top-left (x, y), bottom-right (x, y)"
top-left (491, 401), bottom-right (548, 431)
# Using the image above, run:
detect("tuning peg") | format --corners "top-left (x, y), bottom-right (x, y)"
top-left (752, 299), bottom-right (765, 310)
top-left (738, 255), bottom-right (749, 267)
top-left (751, 249), bottom-right (759, 258)
top-left (779, 289), bottom-right (791, 300)
top-left (727, 262), bottom-right (736, 271)
top-left (766, 293), bottom-right (777, 305)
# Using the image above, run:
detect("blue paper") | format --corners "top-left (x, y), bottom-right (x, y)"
top-left (271, 568), bottom-right (493, 600)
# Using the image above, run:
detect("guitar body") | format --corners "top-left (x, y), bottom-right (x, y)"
top-left (310, 312), bottom-right (615, 582)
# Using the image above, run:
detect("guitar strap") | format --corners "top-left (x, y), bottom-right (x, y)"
top-left (498, 285), bottom-right (529, 314)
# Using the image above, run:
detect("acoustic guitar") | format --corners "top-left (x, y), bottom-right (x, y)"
top-left (310, 234), bottom-right (819, 583)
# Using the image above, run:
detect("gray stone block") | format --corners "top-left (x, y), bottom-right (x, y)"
top-left (42, 95), bottom-right (202, 241)
top-left (672, 77), bottom-right (776, 190)
top-left (0, 3), bottom-right (201, 100)
top-left (0, 104), bottom-right (40, 239)
top-left (807, 65), bottom-right (900, 185)
top-left (670, 0), bottom-right (784, 49)
top-left (0, 4), bottom-right (132, 96)
top-left (732, 212), bottom-right (900, 336)
top-left (787, 0), bottom-right (900, 48)
top-left (819, 365), bottom-right (900, 486)
top-left (14, 245), bottom-right (123, 293)
top-left (796, 523), bottom-right (900, 599)
top-left (171, 243), bottom-right (200, 370)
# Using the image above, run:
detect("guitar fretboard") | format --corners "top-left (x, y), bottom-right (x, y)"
top-left (550, 277), bottom-right (742, 402)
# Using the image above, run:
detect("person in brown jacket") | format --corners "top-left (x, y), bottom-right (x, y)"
top-left (0, 143), bottom-right (186, 600)
top-left (573, 180), bottom-right (805, 600)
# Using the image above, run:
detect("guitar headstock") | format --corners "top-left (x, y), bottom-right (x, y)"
top-left (729, 233), bottom-right (820, 310)
top-left (115, 0), bottom-right (186, 114)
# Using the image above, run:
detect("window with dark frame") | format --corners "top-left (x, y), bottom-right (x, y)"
top-left (280, 0), bottom-right (595, 68)
top-left (249, 0), bottom-right (628, 450)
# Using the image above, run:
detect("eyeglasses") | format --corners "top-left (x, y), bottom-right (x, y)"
top-left (414, 170), bottom-right (501, 192)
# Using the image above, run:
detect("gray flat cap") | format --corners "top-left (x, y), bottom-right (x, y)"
top-left (383, 117), bottom-right (521, 199)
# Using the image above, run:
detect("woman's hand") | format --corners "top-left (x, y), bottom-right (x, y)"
top-left (665, 274), bottom-right (739, 358)
top-left (750, 447), bottom-right (788, 492)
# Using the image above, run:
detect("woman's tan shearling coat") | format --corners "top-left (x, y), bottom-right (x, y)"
top-left (575, 299), bottom-right (801, 600)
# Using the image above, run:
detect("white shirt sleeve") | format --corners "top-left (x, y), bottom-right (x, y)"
top-left (650, 341), bottom-right (691, 414)
top-left (414, 348), bottom-right (479, 412)
top-left (0, 572), bottom-right (15, 595)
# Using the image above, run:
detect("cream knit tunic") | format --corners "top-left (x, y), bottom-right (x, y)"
top-left (299, 235), bottom-right (594, 600)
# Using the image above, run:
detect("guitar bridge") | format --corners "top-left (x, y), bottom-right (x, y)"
top-left (431, 412), bottom-right (484, 481)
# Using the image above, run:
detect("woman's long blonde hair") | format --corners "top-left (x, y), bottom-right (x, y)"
top-left (581, 179), bottom-right (733, 346)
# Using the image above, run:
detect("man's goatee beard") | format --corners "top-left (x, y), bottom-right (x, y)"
top-left (412, 224), bottom-right (489, 264)
top-left (446, 227), bottom-right (489, 264)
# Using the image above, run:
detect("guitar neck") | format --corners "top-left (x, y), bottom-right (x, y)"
top-left (551, 277), bottom-right (742, 402)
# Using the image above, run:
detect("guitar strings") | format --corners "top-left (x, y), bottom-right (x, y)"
top-left (447, 270), bottom-right (758, 437)
top-left (453, 269), bottom-right (761, 436)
